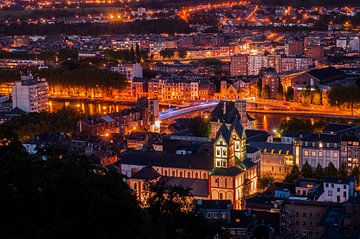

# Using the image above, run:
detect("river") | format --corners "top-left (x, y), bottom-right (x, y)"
top-left (49, 100), bottom-right (317, 131)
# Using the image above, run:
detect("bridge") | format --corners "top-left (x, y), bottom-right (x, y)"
top-left (159, 100), bottom-right (359, 122)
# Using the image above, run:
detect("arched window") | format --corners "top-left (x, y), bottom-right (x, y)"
top-left (195, 172), bottom-right (199, 178)
top-left (172, 171), bottom-right (175, 177)
top-left (164, 170), bottom-right (168, 176)
top-left (219, 192), bottom-right (224, 200)
top-left (180, 171), bottom-right (183, 177)
top-left (187, 172), bottom-right (191, 178)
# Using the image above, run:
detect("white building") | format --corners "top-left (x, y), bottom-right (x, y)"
top-left (12, 74), bottom-right (49, 113)
top-left (247, 55), bottom-right (267, 75)
top-left (336, 38), bottom-right (348, 50)
top-left (111, 63), bottom-right (143, 81)
top-left (295, 133), bottom-right (341, 169)
top-left (348, 36), bottom-right (360, 52)
top-left (317, 178), bottom-right (355, 203)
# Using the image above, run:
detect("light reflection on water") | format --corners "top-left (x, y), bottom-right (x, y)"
top-left (50, 100), bottom-right (317, 131)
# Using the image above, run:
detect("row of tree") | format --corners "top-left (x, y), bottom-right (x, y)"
top-left (39, 64), bottom-right (127, 89)
top-left (285, 162), bottom-right (359, 184)
top-left (1, 19), bottom-right (192, 35)
top-left (328, 85), bottom-right (360, 116)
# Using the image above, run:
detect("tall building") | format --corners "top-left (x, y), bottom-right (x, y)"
top-left (306, 46), bottom-right (325, 61)
top-left (247, 55), bottom-right (267, 75)
top-left (285, 40), bottom-right (303, 56)
top-left (266, 55), bottom-right (282, 73)
top-left (261, 68), bottom-right (280, 99)
top-left (111, 63), bottom-right (143, 81)
top-left (209, 120), bottom-right (258, 209)
top-left (230, 54), bottom-right (248, 76)
top-left (12, 74), bottom-right (48, 113)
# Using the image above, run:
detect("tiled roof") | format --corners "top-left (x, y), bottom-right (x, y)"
top-left (210, 166), bottom-right (243, 176)
top-left (216, 123), bottom-right (231, 144)
top-left (159, 176), bottom-right (209, 197)
top-left (131, 166), bottom-right (160, 180)
top-left (119, 150), bottom-right (213, 170)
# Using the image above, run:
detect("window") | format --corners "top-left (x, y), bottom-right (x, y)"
top-left (344, 185), bottom-right (347, 189)
top-left (311, 151), bottom-right (316, 157)
top-left (223, 149), bottom-right (227, 156)
top-left (180, 171), bottom-right (183, 177)
top-left (215, 178), bottom-right (219, 183)
top-left (337, 188), bottom-right (340, 192)
top-left (343, 192), bottom-right (347, 198)
top-left (133, 183), bottom-right (137, 190)
top-left (328, 190), bottom-right (333, 196)
top-left (333, 152), bottom-right (338, 158)
top-left (337, 196), bottom-right (340, 202)
top-left (219, 193), bottom-right (224, 200)
top-left (304, 150), bottom-right (309, 157)
top-left (216, 149), bottom-right (220, 156)
top-left (319, 151), bottom-right (323, 157)
top-left (187, 172), bottom-right (191, 178)
top-left (172, 171), bottom-right (175, 177)
top-left (195, 172), bottom-right (199, 178)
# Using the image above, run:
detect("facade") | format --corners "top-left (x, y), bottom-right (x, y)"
top-left (230, 54), bottom-right (248, 76)
top-left (294, 133), bottom-right (341, 169)
top-left (340, 135), bottom-right (360, 173)
top-left (247, 55), bottom-right (267, 75)
top-left (282, 200), bottom-right (329, 239)
top-left (261, 68), bottom-right (280, 99)
top-left (209, 120), bottom-right (258, 209)
top-left (12, 74), bottom-right (48, 113)
top-left (250, 142), bottom-right (294, 180)
top-left (111, 63), bottom-right (143, 80)
top-left (285, 40), bottom-right (303, 56)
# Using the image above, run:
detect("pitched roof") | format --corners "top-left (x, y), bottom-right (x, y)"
top-left (159, 176), bottom-right (209, 197)
top-left (230, 117), bottom-right (244, 137)
top-left (322, 122), bottom-right (359, 135)
top-left (303, 133), bottom-right (340, 143)
top-left (245, 130), bottom-right (271, 142)
top-left (215, 123), bottom-right (231, 144)
top-left (249, 142), bottom-right (293, 154)
top-left (210, 101), bottom-right (240, 124)
top-left (210, 166), bottom-right (243, 176)
top-left (307, 67), bottom-right (346, 83)
top-left (119, 150), bottom-right (213, 170)
top-left (131, 166), bottom-right (160, 180)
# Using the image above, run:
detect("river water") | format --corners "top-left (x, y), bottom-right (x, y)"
top-left (49, 100), bottom-right (313, 131)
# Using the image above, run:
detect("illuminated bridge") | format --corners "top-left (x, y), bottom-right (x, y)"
top-left (159, 101), bottom-right (219, 120)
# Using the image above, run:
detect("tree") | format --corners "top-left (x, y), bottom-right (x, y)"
top-left (324, 162), bottom-right (339, 178)
top-left (351, 166), bottom-right (360, 182)
top-left (189, 116), bottom-right (211, 137)
top-left (301, 161), bottom-right (313, 178)
top-left (259, 173), bottom-right (274, 190)
top-left (56, 48), bottom-right (78, 62)
top-left (285, 86), bottom-right (294, 102)
top-left (178, 49), bottom-right (187, 59)
top-left (145, 181), bottom-right (223, 239)
top-left (328, 85), bottom-right (360, 115)
top-left (276, 79), bottom-right (284, 101)
top-left (338, 164), bottom-right (348, 179)
top-left (0, 155), bottom-right (153, 239)
top-left (284, 166), bottom-right (301, 183)
top-left (313, 163), bottom-right (324, 179)
top-left (160, 49), bottom-right (175, 59)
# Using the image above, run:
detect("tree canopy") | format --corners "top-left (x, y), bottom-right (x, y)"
top-left (189, 116), bottom-right (212, 137)
top-left (0, 108), bottom-right (83, 142)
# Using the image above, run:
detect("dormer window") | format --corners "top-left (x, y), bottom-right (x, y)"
top-left (319, 142), bottom-right (323, 148)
